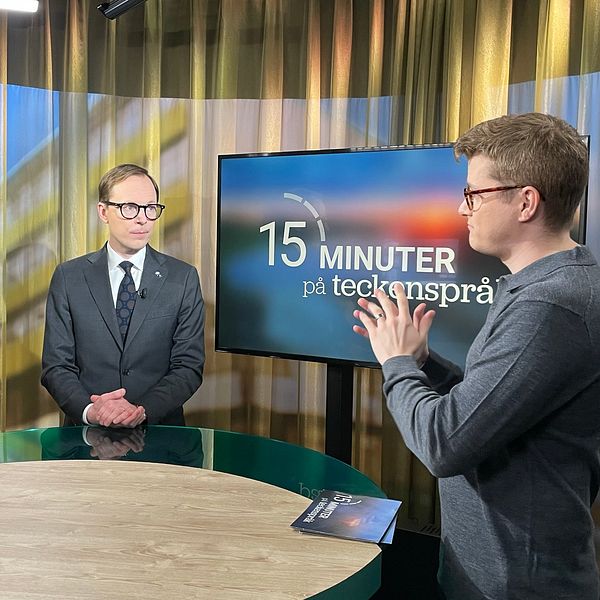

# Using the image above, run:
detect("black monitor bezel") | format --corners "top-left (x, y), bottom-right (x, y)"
top-left (215, 142), bottom-right (589, 367)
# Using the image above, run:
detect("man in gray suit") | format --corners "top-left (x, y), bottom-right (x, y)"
top-left (42, 164), bottom-right (205, 427)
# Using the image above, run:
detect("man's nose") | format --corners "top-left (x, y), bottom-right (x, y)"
top-left (458, 198), bottom-right (471, 216)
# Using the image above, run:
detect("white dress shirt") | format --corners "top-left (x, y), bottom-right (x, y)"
top-left (106, 243), bottom-right (146, 306)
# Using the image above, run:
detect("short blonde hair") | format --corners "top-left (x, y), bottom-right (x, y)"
top-left (454, 113), bottom-right (588, 231)
top-left (98, 164), bottom-right (159, 203)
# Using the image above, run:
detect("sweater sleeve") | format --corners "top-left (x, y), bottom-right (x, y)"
top-left (382, 300), bottom-right (592, 477)
top-left (422, 349), bottom-right (464, 394)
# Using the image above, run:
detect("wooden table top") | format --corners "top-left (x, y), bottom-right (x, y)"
top-left (0, 460), bottom-right (380, 599)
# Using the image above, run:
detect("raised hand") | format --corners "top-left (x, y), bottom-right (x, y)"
top-left (353, 283), bottom-right (436, 366)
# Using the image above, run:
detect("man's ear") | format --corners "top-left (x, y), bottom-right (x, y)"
top-left (518, 186), bottom-right (543, 223)
top-left (97, 202), bottom-right (108, 224)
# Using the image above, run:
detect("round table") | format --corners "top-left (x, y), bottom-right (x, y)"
top-left (0, 426), bottom-right (384, 599)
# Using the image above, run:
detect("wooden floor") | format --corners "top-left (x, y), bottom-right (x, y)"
top-left (0, 460), bottom-right (380, 599)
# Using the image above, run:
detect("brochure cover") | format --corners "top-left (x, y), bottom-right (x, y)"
top-left (290, 490), bottom-right (402, 544)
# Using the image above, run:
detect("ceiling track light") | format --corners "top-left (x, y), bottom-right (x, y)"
top-left (97, 0), bottom-right (147, 20)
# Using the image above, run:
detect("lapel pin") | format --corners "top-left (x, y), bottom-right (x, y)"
top-left (155, 271), bottom-right (162, 278)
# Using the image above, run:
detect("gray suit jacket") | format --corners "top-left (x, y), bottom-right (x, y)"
top-left (41, 245), bottom-right (205, 426)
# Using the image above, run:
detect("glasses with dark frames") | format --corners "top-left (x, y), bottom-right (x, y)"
top-left (462, 185), bottom-right (525, 211)
top-left (103, 201), bottom-right (166, 220)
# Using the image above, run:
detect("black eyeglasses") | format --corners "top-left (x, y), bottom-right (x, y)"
top-left (103, 201), bottom-right (166, 220)
top-left (462, 185), bottom-right (524, 211)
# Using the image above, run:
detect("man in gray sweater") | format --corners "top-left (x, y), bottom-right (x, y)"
top-left (354, 113), bottom-right (600, 599)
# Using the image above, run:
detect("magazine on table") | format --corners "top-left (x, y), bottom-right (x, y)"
top-left (290, 490), bottom-right (402, 544)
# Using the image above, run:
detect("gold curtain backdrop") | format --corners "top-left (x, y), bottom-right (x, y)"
top-left (1, 0), bottom-right (600, 532)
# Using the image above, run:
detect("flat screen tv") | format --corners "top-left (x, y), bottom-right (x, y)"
top-left (216, 145), bottom-right (587, 368)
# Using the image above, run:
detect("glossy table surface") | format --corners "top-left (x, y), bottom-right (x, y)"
top-left (0, 426), bottom-right (385, 599)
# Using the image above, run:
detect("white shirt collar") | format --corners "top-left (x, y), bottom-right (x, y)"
top-left (106, 243), bottom-right (147, 272)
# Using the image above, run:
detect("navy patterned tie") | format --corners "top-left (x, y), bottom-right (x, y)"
top-left (116, 261), bottom-right (137, 340)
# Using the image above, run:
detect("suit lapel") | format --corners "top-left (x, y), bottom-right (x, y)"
top-left (84, 246), bottom-right (123, 349)
top-left (125, 246), bottom-right (168, 348)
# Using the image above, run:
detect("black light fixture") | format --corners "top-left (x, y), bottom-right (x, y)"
top-left (97, 0), bottom-right (147, 20)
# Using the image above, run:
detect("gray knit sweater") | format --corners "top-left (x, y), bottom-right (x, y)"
top-left (382, 246), bottom-right (600, 600)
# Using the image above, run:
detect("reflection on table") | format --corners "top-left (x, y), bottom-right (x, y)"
top-left (40, 425), bottom-right (204, 466)
top-left (1, 425), bottom-right (385, 499)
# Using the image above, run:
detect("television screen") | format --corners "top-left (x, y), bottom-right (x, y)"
top-left (216, 145), bottom-right (586, 368)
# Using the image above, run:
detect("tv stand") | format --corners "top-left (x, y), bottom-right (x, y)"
top-left (325, 363), bottom-right (354, 464)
